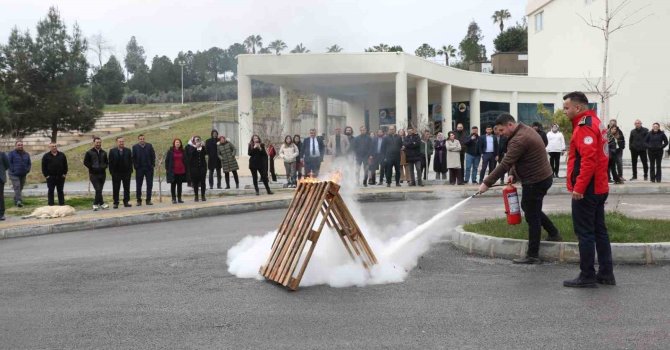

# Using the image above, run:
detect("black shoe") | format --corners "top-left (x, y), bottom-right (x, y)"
top-left (194, 197), bottom-right (199, 202)
top-left (546, 234), bottom-right (563, 242)
top-left (113, 204), bottom-right (119, 209)
top-left (217, 186), bottom-right (222, 189)
top-left (178, 199), bottom-right (184, 203)
top-left (563, 275), bottom-right (598, 288)
top-left (396, 183), bottom-right (401, 187)
top-left (651, 179), bottom-right (656, 183)
top-left (225, 186), bottom-right (230, 189)
top-left (629, 176), bottom-right (637, 181)
top-left (201, 196), bottom-right (206, 201)
top-left (363, 183), bottom-right (368, 187)
top-left (595, 274), bottom-right (616, 286)
top-left (172, 199), bottom-right (177, 204)
top-left (255, 190), bottom-right (260, 196)
top-left (16, 201), bottom-right (23, 208)
top-left (512, 256), bottom-right (541, 264)
top-left (146, 201), bottom-right (153, 206)
top-left (267, 190), bottom-right (274, 195)
top-left (418, 182), bottom-right (425, 187)
top-left (236, 184), bottom-right (240, 189)
top-left (124, 203), bottom-right (132, 208)
top-left (0, 216), bottom-right (5, 221)
top-left (136, 201), bottom-right (142, 207)
top-left (644, 175), bottom-right (648, 181)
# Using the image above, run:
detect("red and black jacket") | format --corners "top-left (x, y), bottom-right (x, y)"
top-left (566, 110), bottom-right (609, 195)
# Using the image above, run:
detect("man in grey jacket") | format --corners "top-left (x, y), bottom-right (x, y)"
top-left (0, 150), bottom-right (9, 220)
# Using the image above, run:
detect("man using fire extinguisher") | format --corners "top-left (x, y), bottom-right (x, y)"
top-left (562, 91), bottom-right (614, 288)
top-left (478, 113), bottom-right (562, 264)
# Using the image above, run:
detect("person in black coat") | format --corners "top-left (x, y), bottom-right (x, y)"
top-left (41, 142), bottom-right (68, 206)
top-left (83, 137), bottom-right (109, 210)
top-left (403, 127), bottom-right (423, 186)
top-left (132, 134), bottom-right (156, 206)
top-left (353, 126), bottom-right (373, 186)
top-left (248, 134), bottom-right (273, 195)
top-left (645, 122), bottom-right (669, 183)
top-left (383, 125), bottom-right (403, 187)
top-left (109, 137), bottom-right (133, 208)
top-left (532, 122), bottom-right (549, 146)
top-left (187, 136), bottom-right (208, 201)
top-left (206, 129), bottom-right (222, 189)
top-left (302, 128), bottom-right (325, 177)
top-left (629, 119), bottom-right (649, 180)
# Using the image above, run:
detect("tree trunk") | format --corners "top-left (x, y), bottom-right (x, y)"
top-left (601, 0), bottom-right (610, 120)
top-left (50, 125), bottom-right (58, 144)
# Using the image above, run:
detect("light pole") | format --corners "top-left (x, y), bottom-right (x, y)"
top-left (179, 60), bottom-right (185, 104)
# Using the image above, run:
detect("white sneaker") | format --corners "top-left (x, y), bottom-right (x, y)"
top-left (92, 205), bottom-right (99, 211)
top-left (100, 203), bottom-right (109, 209)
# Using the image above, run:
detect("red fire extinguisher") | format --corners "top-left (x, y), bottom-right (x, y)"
top-left (502, 184), bottom-right (522, 225)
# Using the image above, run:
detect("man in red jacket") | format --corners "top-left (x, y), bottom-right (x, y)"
top-left (563, 91), bottom-right (615, 288)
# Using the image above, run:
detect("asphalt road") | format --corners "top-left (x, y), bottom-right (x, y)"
top-left (1, 195), bottom-right (669, 349)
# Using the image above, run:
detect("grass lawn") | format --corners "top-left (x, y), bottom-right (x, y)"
top-left (463, 212), bottom-right (670, 243)
top-left (102, 102), bottom-right (219, 114)
top-left (4, 196), bottom-right (93, 217)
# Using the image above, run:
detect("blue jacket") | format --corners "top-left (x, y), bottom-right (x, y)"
top-left (132, 143), bottom-right (156, 171)
top-left (8, 150), bottom-right (31, 177)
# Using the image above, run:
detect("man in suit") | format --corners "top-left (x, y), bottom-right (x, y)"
top-left (353, 126), bottom-right (373, 186)
top-left (370, 129), bottom-right (386, 185)
top-left (383, 125), bottom-right (403, 187)
top-left (478, 125), bottom-right (499, 184)
top-left (132, 134), bottom-right (156, 206)
top-left (0, 150), bottom-right (9, 220)
top-left (302, 128), bottom-right (325, 177)
top-left (109, 137), bottom-right (133, 209)
top-left (327, 127), bottom-right (350, 158)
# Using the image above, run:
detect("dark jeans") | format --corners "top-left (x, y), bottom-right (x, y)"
top-left (408, 160), bottom-right (423, 185)
top-left (170, 174), bottom-right (185, 200)
top-left (630, 149), bottom-right (648, 178)
top-left (47, 176), bottom-right (65, 206)
top-left (608, 154), bottom-right (621, 181)
top-left (356, 158), bottom-right (369, 184)
top-left (448, 168), bottom-right (462, 185)
top-left (112, 172), bottom-right (131, 205)
top-left (572, 193), bottom-right (613, 279)
top-left (191, 174), bottom-right (206, 198)
top-left (89, 173), bottom-right (106, 205)
top-left (0, 181), bottom-right (5, 217)
top-left (521, 176), bottom-right (559, 258)
top-left (208, 167), bottom-right (221, 188)
top-left (135, 168), bottom-right (153, 202)
top-left (459, 151), bottom-right (465, 183)
top-left (648, 149), bottom-right (663, 182)
top-left (251, 168), bottom-right (271, 193)
top-left (422, 156), bottom-right (431, 180)
top-left (479, 152), bottom-right (496, 183)
top-left (385, 158), bottom-right (401, 185)
top-left (548, 152), bottom-right (561, 176)
top-left (224, 171), bottom-right (239, 188)
top-left (304, 157), bottom-right (322, 177)
top-left (608, 149), bottom-right (623, 181)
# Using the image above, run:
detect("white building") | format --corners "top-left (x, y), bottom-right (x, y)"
top-left (236, 0), bottom-right (666, 156)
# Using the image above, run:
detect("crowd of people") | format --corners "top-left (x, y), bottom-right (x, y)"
top-left (0, 107), bottom-right (668, 221)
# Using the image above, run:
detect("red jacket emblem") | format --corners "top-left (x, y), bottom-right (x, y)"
top-left (566, 110), bottom-right (609, 195)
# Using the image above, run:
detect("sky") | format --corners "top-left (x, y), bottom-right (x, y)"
top-left (0, 0), bottom-right (527, 65)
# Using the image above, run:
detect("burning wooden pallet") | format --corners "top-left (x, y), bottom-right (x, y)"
top-left (260, 179), bottom-right (378, 290)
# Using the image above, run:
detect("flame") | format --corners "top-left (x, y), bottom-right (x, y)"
top-left (329, 171), bottom-right (343, 184)
top-left (298, 170), bottom-right (343, 184)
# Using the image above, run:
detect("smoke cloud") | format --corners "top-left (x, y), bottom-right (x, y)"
top-left (227, 157), bottom-right (468, 288)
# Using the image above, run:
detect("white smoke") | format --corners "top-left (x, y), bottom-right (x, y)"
top-left (226, 157), bottom-right (469, 288)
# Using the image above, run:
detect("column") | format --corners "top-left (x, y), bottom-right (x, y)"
top-left (280, 86), bottom-right (292, 136)
top-left (416, 78), bottom-right (429, 131)
top-left (441, 84), bottom-right (452, 131)
top-left (470, 88), bottom-right (481, 130)
top-left (510, 91), bottom-right (519, 119)
top-left (366, 92), bottom-right (380, 131)
top-left (346, 98), bottom-right (365, 129)
top-left (395, 72), bottom-right (408, 131)
top-left (556, 92), bottom-right (564, 112)
top-left (237, 74), bottom-right (253, 156)
top-left (317, 93), bottom-right (328, 135)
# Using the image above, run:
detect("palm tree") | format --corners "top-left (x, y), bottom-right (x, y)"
top-left (437, 44), bottom-right (457, 66)
top-left (243, 35), bottom-right (263, 54)
top-left (290, 43), bottom-right (310, 53)
top-left (414, 43), bottom-right (436, 58)
top-left (326, 44), bottom-right (343, 53)
top-left (268, 40), bottom-right (288, 54)
top-left (492, 9), bottom-right (512, 33)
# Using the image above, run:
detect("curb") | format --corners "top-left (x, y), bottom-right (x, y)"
top-left (0, 191), bottom-right (442, 240)
top-left (451, 225), bottom-right (670, 265)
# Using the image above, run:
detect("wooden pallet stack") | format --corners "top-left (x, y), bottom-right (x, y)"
top-left (260, 180), bottom-right (378, 291)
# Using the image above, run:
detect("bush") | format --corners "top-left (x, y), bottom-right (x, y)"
top-left (120, 81), bottom-right (278, 105)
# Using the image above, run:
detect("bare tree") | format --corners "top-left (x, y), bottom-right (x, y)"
top-left (579, 0), bottom-right (650, 120)
top-left (89, 32), bottom-right (114, 68)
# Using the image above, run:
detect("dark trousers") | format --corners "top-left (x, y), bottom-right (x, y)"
top-left (479, 152), bottom-right (496, 183)
top-left (208, 167), bottom-right (221, 188)
top-left (385, 158), bottom-right (401, 185)
top-left (304, 157), bottom-right (322, 177)
top-left (170, 175), bottom-right (185, 200)
top-left (459, 151), bottom-right (465, 183)
top-left (0, 182), bottom-right (5, 217)
top-left (548, 152), bottom-right (561, 176)
top-left (422, 156), bottom-right (431, 180)
top-left (269, 159), bottom-right (277, 182)
top-left (356, 158), bottom-right (369, 184)
top-left (521, 176), bottom-right (559, 258)
top-left (135, 168), bottom-right (153, 202)
top-left (630, 149), bottom-right (648, 178)
top-left (608, 154), bottom-right (621, 181)
top-left (112, 172), bottom-right (131, 205)
top-left (648, 149), bottom-right (663, 182)
top-left (448, 168), bottom-right (462, 185)
top-left (408, 160), bottom-right (423, 185)
top-left (224, 171), bottom-right (239, 188)
top-left (89, 173), bottom-right (106, 205)
top-left (251, 168), bottom-right (271, 193)
top-left (191, 174), bottom-right (206, 198)
top-left (572, 193), bottom-right (613, 279)
top-left (47, 176), bottom-right (65, 206)
top-left (376, 159), bottom-right (386, 184)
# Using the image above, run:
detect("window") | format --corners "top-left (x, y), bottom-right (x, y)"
top-left (535, 11), bottom-right (544, 32)
top-left (518, 103), bottom-right (553, 125)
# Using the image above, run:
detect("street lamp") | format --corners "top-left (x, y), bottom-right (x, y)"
top-left (179, 60), bottom-right (185, 104)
